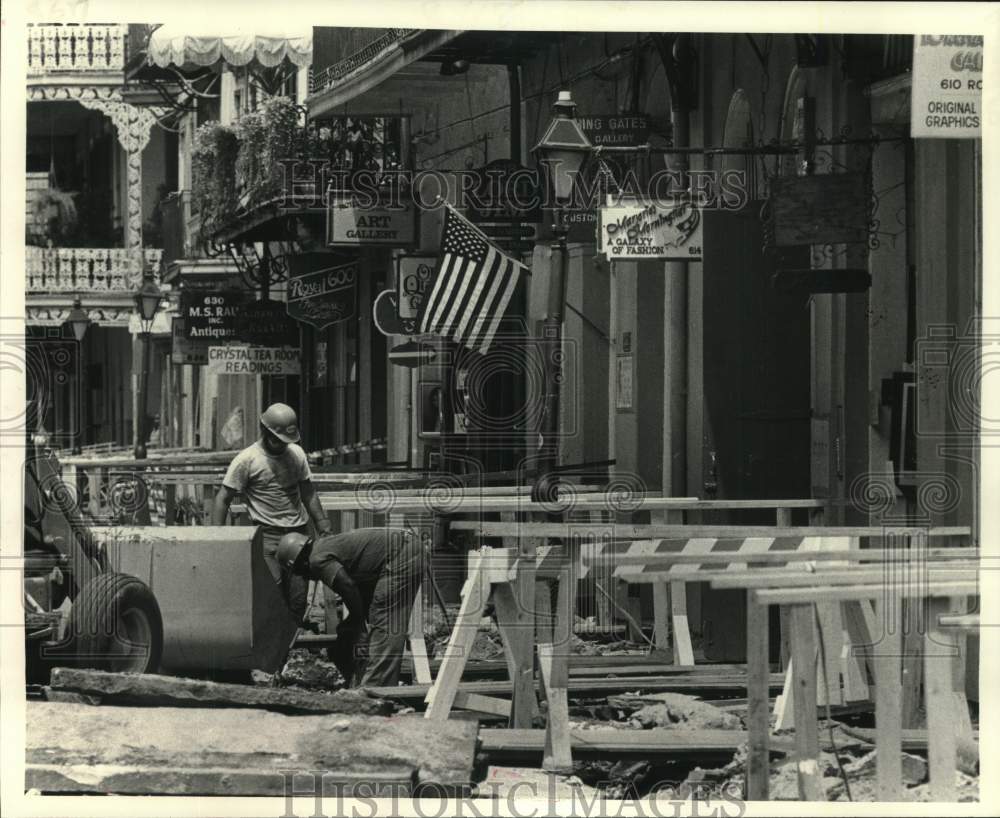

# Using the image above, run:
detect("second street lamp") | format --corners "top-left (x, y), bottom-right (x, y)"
top-left (133, 267), bottom-right (163, 461)
top-left (530, 90), bottom-right (593, 502)
top-left (64, 297), bottom-right (90, 455)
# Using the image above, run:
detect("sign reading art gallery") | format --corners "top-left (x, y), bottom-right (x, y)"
top-left (599, 198), bottom-right (702, 260)
top-left (207, 346), bottom-right (301, 376)
top-left (911, 35), bottom-right (982, 138)
top-left (286, 252), bottom-right (358, 330)
top-left (327, 196), bottom-right (417, 246)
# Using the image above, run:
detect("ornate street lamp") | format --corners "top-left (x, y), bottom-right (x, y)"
top-left (530, 91), bottom-right (592, 503)
top-left (133, 268), bottom-right (163, 460)
top-left (65, 297), bottom-right (90, 342)
top-left (64, 297), bottom-right (90, 455)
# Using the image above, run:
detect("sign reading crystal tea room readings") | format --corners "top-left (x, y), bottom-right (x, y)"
top-left (599, 198), bottom-right (702, 260)
top-left (286, 252), bottom-right (358, 330)
top-left (207, 346), bottom-right (301, 376)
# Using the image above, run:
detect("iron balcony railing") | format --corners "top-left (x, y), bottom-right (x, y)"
top-left (27, 24), bottom-right (128, 73)
top-left (26, 247), bottom-right (163, 293)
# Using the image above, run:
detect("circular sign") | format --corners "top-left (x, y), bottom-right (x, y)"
top-left (373, 289), bottom-right (418, 337)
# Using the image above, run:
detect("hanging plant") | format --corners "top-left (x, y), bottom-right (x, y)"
top-left (235, 109), bottom-right (268, 207)
top-left (26, 188), bottom-right (78, 247)
top-left (191, 121), bottom-right (238, 241)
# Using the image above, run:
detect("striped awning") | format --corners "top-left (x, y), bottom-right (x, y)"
top-left (147, 23), bottom-right (312, 70)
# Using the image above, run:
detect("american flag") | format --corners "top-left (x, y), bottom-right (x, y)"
top-left (418, 204), bottom-right (527, 354)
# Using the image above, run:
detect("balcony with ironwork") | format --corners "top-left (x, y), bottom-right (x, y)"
top-left (27, 23), bottom-right (129, 76)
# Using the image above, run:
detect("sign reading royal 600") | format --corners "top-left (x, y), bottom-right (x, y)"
top-left (599, 198), bottom-right (702, 260)
top-left (286, 252), bottom-right (359, 330)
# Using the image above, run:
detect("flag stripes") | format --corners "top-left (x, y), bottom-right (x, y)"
top-left (419, 204), bottom-right (527, 353)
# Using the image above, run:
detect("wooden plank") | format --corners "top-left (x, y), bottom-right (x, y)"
top-left (408, 587), bottom-right (432, 685)
top-left (616, 550), bottom-right (980, 574)
top-left (371, 673), bottom-right (787, 702)
top-left (27, 702), bottom-right (478, 794)
top-left (493, 581), bottom-right (537, 729)
top-left (709, 564), bottom-right (979, 589)
top-left (539, 643), bottom-right (571, 773)
top-left (754, 582), bottom-right (979, 605)
top-left (773, 661), bottom-right (795, 731)
top-left (452, 692), bottom-right (511, 718)
top-left (480, 728), bottom-right (754, 756)
top-left (671, 580), bottom-right (695, 666)
top-left (455, 521), bottom-right (972, 538)
top-left (924, 595), bottom-right (959, 800)
top-left (746, 596), bottom-right (770, 801)
top-left (873, 595), bottom-right (903, 800)
top-left (839, 600), bottom-right (872, 702)
top-left (424, 553), bottom-right (490, 721)
top-left (789, 604), bottom-right (824, 801)
top-left (652, 584), bottom-right (671, 652)
top-left (49, 668), bottom-right (392, 716)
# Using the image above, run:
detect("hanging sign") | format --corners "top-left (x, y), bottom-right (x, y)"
top-left (373, 289), bottom-right (411, 336)
top-left (286, 252), bottom-right (358, 330)
top-left (207, 345), bottom-right (301, 376)
top-left (599, 198), bottom-right (702, 259)
top-left (388, 341), bottom-right (437, 368)
top-left (180, 290), bottom-right (247, 341)
top-left (770, 174), bottom-right (868, 247)
top-left (170, 317), bottom-right (209, 365)
top-left (396, 254), bottom-right (437, 322)
top-left (911, 35), bottom-right (982, 138)
top-left (236, 299), bottom-right (299, 347)
top-left (327, 196), bottom-right (417, 246)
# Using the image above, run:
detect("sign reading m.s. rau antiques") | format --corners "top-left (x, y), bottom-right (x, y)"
top-left (286, 252), bottom-right (358, 331)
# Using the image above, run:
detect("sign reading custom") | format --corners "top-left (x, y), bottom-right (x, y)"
top-left (236, 299), bottom-right (299, 347)
top-left (286, 252), bottom-right (358, 330)
top-left (181, 290), bottom-right (247, 341)
top-left (327, 195), bottom-right (417, 246)
top-left (911, 35), bottom-right (982, 138)
top-left (599, 198), bottom-right (702, 259)
top-left (207, 346), bottom-right (301, 376)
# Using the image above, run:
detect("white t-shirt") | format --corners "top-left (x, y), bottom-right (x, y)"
top-left (222, 440), bottom-right (312, 528)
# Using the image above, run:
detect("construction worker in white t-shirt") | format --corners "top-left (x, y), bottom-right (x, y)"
top-left (212, 403), bottom-right (332, 624)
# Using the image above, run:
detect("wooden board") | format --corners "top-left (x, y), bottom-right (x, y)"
top-left (26, 702), bottom-right (479, 794)
top-left (454, 522), bottom-right (971, 538)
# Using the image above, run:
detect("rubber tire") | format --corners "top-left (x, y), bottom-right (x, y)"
top-left (65, 573), bottom-right (164, 674)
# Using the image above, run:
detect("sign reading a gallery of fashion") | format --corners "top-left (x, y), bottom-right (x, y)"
top-left (911, 35), bottom-right (982, 138)
top-left (180, 290), bottom-right (246, 341)
top-left (207, 346), bottom-right (301, 376)
top-left (599, 198), bottom-right (703, 259)
top-left (286, 252), bottom-right (358, 330)
top-left (327, 196), bottom-right (417, 246)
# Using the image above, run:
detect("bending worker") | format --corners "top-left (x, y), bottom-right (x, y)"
top-left (212, 403), bottom-right (332, 619)
top-left (276, 528), bottom-right (423, 688)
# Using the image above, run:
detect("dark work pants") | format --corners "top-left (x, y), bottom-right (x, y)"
top-left (351, 530), bottom-right (424, 688)
top-left (260, 524), bottom-right (311, 623)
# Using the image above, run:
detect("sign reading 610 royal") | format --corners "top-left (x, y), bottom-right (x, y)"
top-left (599, 199), bottom-right (702, 260)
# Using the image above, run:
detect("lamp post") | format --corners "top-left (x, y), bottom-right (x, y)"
top-left (133, 268), bottom-right (163, 460)
top-left (530, 91), bottom-right (593, 502)
top-left (64, 297), bottom-right (90, 455)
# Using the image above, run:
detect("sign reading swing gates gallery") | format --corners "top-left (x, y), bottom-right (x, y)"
top-left (599, 198), bottom-right (703, 260)
top-left (286, 252), bottom-right (358, 330)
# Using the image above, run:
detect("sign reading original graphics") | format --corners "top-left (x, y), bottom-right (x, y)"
top-left (327, 195), bottom-right (417, 246)
top-left (286, 252), bottom-right (358, 330)
top-left (171, 317), bottom-right (209, 365)
top-left (911, 35), bottom-right (983, 139)
top-left (181, 289), bottom-right (247, 341)
top-left (599, 198), bottom-right (702, 260)
top-left (207, 346), bottom-right (301, 376)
